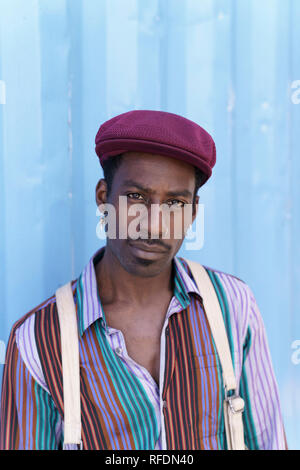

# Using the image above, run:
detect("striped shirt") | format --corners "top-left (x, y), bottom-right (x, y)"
top-left (0, 246), bottom-right (287, 450)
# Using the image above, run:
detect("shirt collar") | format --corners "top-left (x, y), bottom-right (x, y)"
top-left (76, 246), bottom-right (202, 337)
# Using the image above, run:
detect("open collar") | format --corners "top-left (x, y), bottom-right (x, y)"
top-left (76, 246), bottom-right (202, 337)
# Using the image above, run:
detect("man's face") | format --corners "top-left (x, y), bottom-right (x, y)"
top-left (96, 152), bottom-right (199, 277)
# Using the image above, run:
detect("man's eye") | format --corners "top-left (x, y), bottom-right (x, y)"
top-left (127, 193), bottom-right (144, 201)
top-left (167, 200), bottom-right (185, 208)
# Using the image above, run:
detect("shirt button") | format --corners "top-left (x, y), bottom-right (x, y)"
top-left (162, 400), bottom-right (167, 409)
top-left (115, 347), bottom-right (122, 355)
top-left (165, 327), bottom-right (169, 335)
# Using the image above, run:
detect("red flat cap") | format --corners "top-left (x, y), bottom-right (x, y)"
top-left (95, 110), bottom-right (216, 186)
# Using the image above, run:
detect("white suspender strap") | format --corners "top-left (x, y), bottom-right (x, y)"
top-left (184, 259), bottom-right (236, 391)
top-left (184, 259), bottom-right (245, 450)
top-left (55, 282), bottom-right (83, 450)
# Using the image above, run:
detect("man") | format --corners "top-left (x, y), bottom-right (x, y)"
top-left (0, 110), bottom-right (287, 450)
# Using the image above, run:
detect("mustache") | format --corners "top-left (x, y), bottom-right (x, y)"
top-left (127, 236), bottom-right (170, 250)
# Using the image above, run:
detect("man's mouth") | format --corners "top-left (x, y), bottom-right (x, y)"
top-left (128, 240), bottom-right (169, 255)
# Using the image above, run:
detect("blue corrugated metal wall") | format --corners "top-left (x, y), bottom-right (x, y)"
top-left (0, 0), bottom-right (299, 448)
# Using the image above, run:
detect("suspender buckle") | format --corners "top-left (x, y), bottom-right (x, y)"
top-left (78, 440), bottom-right (83, 450)
top-left (224, 386), bottom-right (245, 414)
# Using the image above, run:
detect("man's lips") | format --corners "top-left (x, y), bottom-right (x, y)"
top-left (128, 240), bottom-right (168, 254)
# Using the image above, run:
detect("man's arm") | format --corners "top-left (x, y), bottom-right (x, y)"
top-left (0, 325), bottom-right (62, 450)
top-left (239, 285), bottom-right (288, 450)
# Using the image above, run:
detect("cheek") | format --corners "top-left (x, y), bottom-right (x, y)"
top-left (165, 210), bottom-right (190, 240)
top-left (117, 206), bottom-right (143, 239)
top-left (109, 194), bottom-right (129, 232)
top-left (115, 208), bottom-right (131, 240)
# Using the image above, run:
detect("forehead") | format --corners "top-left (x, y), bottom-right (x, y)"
top-left (117, 152), bottom-right (195, 184)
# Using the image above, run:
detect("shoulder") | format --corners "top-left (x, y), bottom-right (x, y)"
top-left (12, 291), bottom-right (56, 337)
top-left (178, 257), bottom-right (252, 336)
top-left (9, 280), bottom-right (78, 392)
top-left (12, 279), bottom-right (78, 334)
top-left (178, 256), bottom-right (247, 289)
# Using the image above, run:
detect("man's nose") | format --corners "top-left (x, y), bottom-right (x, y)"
top-left (139, 203), bottom-right (169, 239)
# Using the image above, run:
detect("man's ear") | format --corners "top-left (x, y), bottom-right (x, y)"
top-left (95, 178), bottom-right (107, 207)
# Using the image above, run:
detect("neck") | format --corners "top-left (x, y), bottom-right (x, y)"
top-left (94, 245), bottom-right (174, 308)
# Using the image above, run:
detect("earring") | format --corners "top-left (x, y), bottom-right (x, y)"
top-left (99, 212), bottom-right (106, 230)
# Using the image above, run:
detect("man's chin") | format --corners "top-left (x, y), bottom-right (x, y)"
top-left (124, 251), bottom-right (172, 277)
top-left (106, 239), bottom-right (175, 276)
top-left (127, 241), bottom-right (169, 262)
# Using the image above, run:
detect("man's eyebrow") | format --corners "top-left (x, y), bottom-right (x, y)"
top-left (165, 189), bottom-right (193, 198)
top-left (121, 179), bottom-right (193, 198)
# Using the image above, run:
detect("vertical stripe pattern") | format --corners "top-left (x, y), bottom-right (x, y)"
top-left (0, 248), bottom-right (287, 449)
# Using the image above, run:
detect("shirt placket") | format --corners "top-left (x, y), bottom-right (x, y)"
top-left (99, 295), bottom-right (183, 450)
top-left (158, 296), bottom-right (183, 450)
top-left (100, 318), bottom-right (162, 448)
